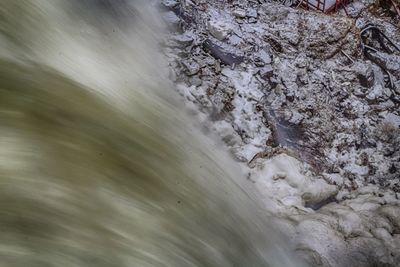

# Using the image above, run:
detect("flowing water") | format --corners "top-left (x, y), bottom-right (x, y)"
top-left (0, 1), bottom-right (305, 266)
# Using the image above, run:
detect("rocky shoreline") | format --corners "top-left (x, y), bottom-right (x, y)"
top-left (159, 0), bottom-right (400, 266)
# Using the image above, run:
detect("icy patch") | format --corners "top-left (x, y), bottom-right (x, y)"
top-left (251, 154), bottom-right (338, 213)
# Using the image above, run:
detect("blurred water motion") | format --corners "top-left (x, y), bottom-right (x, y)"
top-left (0, 1), bottom-right (303, 266)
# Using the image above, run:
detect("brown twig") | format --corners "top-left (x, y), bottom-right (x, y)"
top-left (391, 0), bottom-right (400, 17)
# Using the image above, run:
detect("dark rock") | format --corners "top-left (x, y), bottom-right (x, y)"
top-left (305, 195), bottom-right (338, 210)
top-left (202, 39), bottom-right (244, 66)
top-left (258, 65), bottom-right (274, 80)
top-left (203, 39), bottom-right (244, 65)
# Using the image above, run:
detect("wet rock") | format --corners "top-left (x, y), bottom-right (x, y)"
top-left (161, 0), bottom-right (179, 8)
top-left (202, 39), bottom-right (244, 66)
top-left (163, 39), bottom-right (180, 48)
top-left (162, 11), bottom-right (181, 28)
top-left (182, 60), bottom-right (200, 76)
top-left (168, 66), bottom-right (177, 82)
top-left (207, 20), bottom-right (232, 41)
top-left (305, 195), bottom-right (337, 210)
top-left (189, 76), bottom-right (202, 87)
top-left (172, 33), bottom-right (194, 47)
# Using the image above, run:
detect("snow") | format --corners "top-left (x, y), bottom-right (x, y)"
top-left (162, 0), bottom-right (400, 265)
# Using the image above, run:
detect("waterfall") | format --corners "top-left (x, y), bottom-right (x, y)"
top-left (0, 1), bottom-right (304, 266)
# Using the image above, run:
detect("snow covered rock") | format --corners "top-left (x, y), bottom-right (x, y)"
top-left (232, 8), bottom-right (246, 18)
top-left (207, 19), bottom-right (232, 41)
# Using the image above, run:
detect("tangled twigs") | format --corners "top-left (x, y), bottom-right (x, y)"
top-left (360, 23), bottom-right (400, 92)
top-left (391, 0), bottom-right (400, 17)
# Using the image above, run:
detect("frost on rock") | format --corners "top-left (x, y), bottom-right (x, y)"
top-left (207, 19), bottom-right (232, 41)
top-left (161, 0), bottom-right (400, 266)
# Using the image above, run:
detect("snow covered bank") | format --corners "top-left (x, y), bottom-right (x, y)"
top-left (159, 0), bottom-right (400, 266)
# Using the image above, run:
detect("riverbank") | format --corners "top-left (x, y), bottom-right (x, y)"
top-left (159, 0), bottom-right (400, 266)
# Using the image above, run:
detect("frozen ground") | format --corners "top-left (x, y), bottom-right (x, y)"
top-left (159, 0), bottom-right (400, 266)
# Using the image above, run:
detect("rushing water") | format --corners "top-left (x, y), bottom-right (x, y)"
top-left (0, 1), bottom-right (304, 266)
